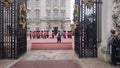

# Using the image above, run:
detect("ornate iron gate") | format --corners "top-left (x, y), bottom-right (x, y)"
top-left (0, 0), bottom-right (27, 59)
top-left (74, 0), bottom-right (98, 58)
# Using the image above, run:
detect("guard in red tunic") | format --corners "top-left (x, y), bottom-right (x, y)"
top-left (67, 31), bottom-right (69, 38)
top-left (70, 31), bottom-right (72, 39)
top-left (44, 31), bottom-right (46, 39)
top-left (47, 31), bottom-right (49, 38)
top-left (30, 31), bottom-right (32, 39)
top-left (41, 31), bottom-right (43, 38)
top-left (33, 31), bottom-right (35, 39)
top-left (52, 31), bottom-right (55, 38)
top-left (37, 31), bottom-right (40, 39)
top-left (64, 31), bottom-right (66, 39)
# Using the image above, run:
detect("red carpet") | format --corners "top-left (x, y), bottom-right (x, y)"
top-left (10, 60), bottom-right (81, 68)
top-left (31, 42), bottom-right (72, 50)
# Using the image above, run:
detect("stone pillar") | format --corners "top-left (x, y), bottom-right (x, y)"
top-left (98, 0), bottom-right (113, 62)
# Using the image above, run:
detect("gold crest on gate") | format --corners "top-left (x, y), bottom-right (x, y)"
top-left (83, 0), bottom-right (96, 9)
top-left (18, 3), bottom-right (28, 29)
top-left (0, 0), bottom-right (14, 8)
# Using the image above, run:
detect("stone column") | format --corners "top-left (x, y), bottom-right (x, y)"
top-left (98, 0), bottom-right (113, 62)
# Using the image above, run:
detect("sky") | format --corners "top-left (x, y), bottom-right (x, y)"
top-left (70, 0), bottom-right (75, 24)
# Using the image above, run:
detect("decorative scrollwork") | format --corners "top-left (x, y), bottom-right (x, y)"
top-left (112, 0), bottom-right (120, 4)
top-left (18, 3), bottom-right (28, 29)
top-left (83, 0), bottom-right (96, 9)
top-left (0, 0), bottom-right (14, 8)
top-left (73, 5), bottom-right (79, 30)
top-left (112, 0), bottom-right (120, 31)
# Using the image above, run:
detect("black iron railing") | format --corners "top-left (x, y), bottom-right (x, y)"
top-left (0, 0), bottom-right (27, 59)
top-left (74, 0), bottom-right (101, 58)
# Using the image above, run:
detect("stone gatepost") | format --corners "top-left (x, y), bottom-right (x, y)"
top-left (98, 0), bottom-right (112, 62)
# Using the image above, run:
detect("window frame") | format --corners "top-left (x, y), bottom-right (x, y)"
top-left (36, 0), bottom-right (40, 7)
top-left (47, 11), bottom-right (51, 18)
top-left (46, 0), bottom-right (51, 6)
top-left (61, 0), bottom-right (65, 6)
top-left (35, 10), bottom-right (40, 20)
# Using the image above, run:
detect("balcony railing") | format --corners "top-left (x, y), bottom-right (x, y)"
top-left (26, 17), bottom-right (70, 21)
top-left (46, 16), bottom-right (65, 20)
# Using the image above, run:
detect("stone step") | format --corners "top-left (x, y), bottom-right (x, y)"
top-left (32, 42), bottom-right (72, 44)
top-left (31, 42), bottom-right (73, 50)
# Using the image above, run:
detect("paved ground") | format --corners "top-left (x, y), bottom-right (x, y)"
top-left (10, 60), bottom-right (81, 68)
top-left (0, 37), bottom-right (120, 68)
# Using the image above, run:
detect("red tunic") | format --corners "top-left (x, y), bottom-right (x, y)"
top-left (30, 32), bottom-right (33, 36)
top-left (37, 32), bottom-right (40, 36)
top-left (52, 32), bottom-right (55, 37)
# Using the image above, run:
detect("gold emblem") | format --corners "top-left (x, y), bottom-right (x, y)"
top-left (83, 0), bottom-right (96, 9)
top-left (18, 3), bottom-right (28, 29)
top-left (0, 0), bottom-right (14, 8)
top-left (73, 23), bottom-right (78, 30)
top-left (73, 5), bottom-right (79, 30)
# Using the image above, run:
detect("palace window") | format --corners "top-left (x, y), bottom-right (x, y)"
top-left (61, 0), bottom-right (65, 6)
top-left (47, 11), bottom-right (51, 18)
top-left (61, 11), bottom-right (65, 19)
top-left (46, 0), bottom-right (51, 6)
top-left (54, 11), bottom-right (58, 19)
top-left (54, 0), bottom-right (58, 6)
top-left (35, 10), bottom-right (40, 19)
top-left (36, 0), bottom-right (40, 7)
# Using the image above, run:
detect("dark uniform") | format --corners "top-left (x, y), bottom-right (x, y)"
top-left (108, 35), bottom-right (117, 65)
top-left (57, 33), bottom-right (61, 43)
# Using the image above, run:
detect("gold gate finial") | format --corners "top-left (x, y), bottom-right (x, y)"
top-left (83, 0), bottom-right (96, 9)
top-left (73, 5), bottom-right (79, 30)
top-left (18, 3), bottom-right (28, 29)
top-left (0, 0), bottom-right (14, 8)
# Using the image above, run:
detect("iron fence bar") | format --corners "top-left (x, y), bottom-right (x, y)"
top-left (75, 0), bottom-right (98, 58)
top-left (81, 0), bottom-right (85, 58)
top-left (11, 2), bottom-right (13, 59)
top-left (15, 1), bottom-right (17, 58)
top-left (77, 0), bottom-right (80, 58)
top-left (1, 4), bottom-right (4, 59)
top-left (0, 2), bottom-right (3, 59)
top-left (0, 0), bottom-right (27, 59)
top-left (79, 0), bottom-right (82, 58)
top-left (9, 8), bottom-right (11, 58)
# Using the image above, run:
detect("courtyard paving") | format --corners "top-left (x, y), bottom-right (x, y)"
top-left (0, 37), bottom-right (119, 68)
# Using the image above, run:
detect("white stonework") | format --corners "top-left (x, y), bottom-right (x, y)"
top-left (112, 0), bottom-right (120, 32)
top-left (27, 0), bottom-right (71, 34)
top-left (98, 0), bottom-right (120, 62)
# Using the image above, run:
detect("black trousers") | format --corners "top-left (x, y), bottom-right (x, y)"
top-left (57, 37), bottom-right (61, 43)
top-left (111, 46), bottom-right (117, 65)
